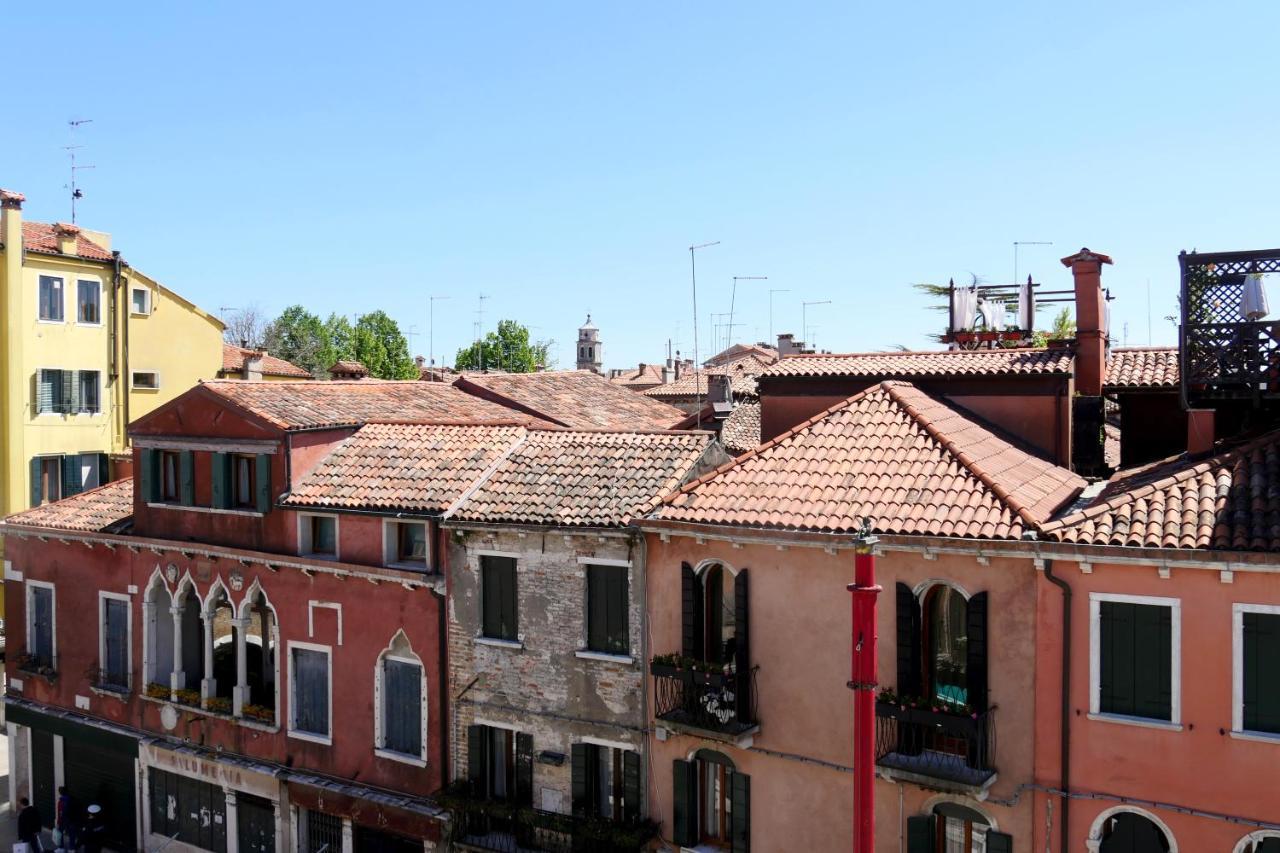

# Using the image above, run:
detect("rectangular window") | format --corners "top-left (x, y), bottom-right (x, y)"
top-left (579, 744), bottom-right (631, 821)
top-left (38, 276), bottom-right (64, 321)
top-left (77, 370), bottom-right (100, 413)
top-left (587, 564), bottom-right (629, 655)
top-left (300, 809), bottom-right (343, 853)
top-left (381, 658), bottom-right (423, 758)
top-left (159, 451), bottom-right (181, 503)
top-left (27, 584), bottom-right (55, 670)
top-left (36, 369), bottom-right (66, 414)
top-left (479, 725), bottom-right (515, 800)
top-left (291, 645), bottom-right (331, 741)
top-left (1238, 605), bottom-right (1280, 735)
top-left (232, 454), bottom-right (256, 508)
top-left (481, 555), bottom-right (518, 641)
top-left (100, 595), bottom-right (130, 691)
top-left (149, 768), bottom-right (228, 853)
top-left (1093, 595), bottom-right (1179, 723)
top-left (77, 280), bottom-right (101, 324)
top-left (131, 287), bottom-right (151, 315)
top-left (132, 371), bottom-right (160, 390)
top-left (384, 520), bottom-right (429, 569)
top-left (37, 456), bottom-right (62, 505)
top-left (298, 513), bottom-right (338, 558)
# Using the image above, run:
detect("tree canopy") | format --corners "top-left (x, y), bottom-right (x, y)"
top-left (261, 306), bottom-right (417, 379)
top-left (455, 320), bottom-right (553, 373)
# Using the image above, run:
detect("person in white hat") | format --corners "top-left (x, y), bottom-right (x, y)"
top-left (82, 804), bottom-right (105, 853)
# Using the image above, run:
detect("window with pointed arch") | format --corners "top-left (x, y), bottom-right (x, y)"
top-left (207, 585), bottom-right (237, 706)
top-left (240, 586), bottom-right (278, 721)
top-left (894, 581), bottom-right (988, 713)
top-left (143, 575), bottom-right (176, 693)
top-left (375, 631), bottom-right (426, 764)
top-left (174, 582), bottom-right (204, 695)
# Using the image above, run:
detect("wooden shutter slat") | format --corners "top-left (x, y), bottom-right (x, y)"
top-left (966, 592), bottom-right (989, 712)
top-left (587, 567), bottom-right (607, 652)
top-left (896, 583), bottom-right (922, 697)
top-left (515, 732), bottom-right (533, 806)
top-left (682, 562), bottom-right (703, 659)
top-left (30, 456), bottom-right (43, 507)
top-left (622, 749), bottom-right (640, 823)
top-left (139, 449), bottom-right (157, 505)
top-left (672, 759), bottom-right (697, 846)
top-left (608, 565), bottom-right (628, 654)
top-left (254, 454), bottom-right (271, 513)
top-left (179, 450), bottom-right (195, 506)
top-left (502, 558), bottom-right (518, 641)
top-left (730, 770), bottom-right (750, 853)
top-left (210, 452), bottom-right (228, 509)
top-left (60, 370), bottom-right (74, 414)
top-left (60, 454), bottom-right (80, 499)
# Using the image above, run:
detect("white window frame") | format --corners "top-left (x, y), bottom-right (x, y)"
top-left (1232, 602), bottom-right (1280, 742)
top-left (373, 632), bottom-right (428, 766)
top-left (382, 518), bottom-right (431, 571)
top-left (97, 591), bottom-right (133, 692)
top-left (26, 580), bottom-right (57, 665)
top-left (37, 275), bottom-right (66, 324)
top-left (287, 640), bottom-right (333, 745)
top-left (296, 512), bottom-right (340, 561)
top-left (130, 286), bottom-right (152, 316)
top-left (1088, 592), bottom-right (1182, 730)
top-left (75, 277), bottom-right (103, 327)
top-left (76, 369), bottom-right (102, 416)
top-left (131, 370), bottom-right (161, 391)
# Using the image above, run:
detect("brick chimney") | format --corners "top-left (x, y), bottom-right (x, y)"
top-left (53, 222), bottom-right (80, 256)
top-left (1060, 247), bottom-right (1112, 397)
top-left (244, 351), bottom-right (265, 381)
top-left (1187, 409), bottom-right (1216, 456)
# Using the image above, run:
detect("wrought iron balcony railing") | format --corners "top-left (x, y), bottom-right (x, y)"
top-left (447, 794), bottom-right (654, 853)
top-left (650, 658), bottom-right (758, 737)
top-left (875, 701), bottom-right (997, 790)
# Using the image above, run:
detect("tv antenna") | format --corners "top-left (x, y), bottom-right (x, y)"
top-left (688, 240), bottom-right (720, 429)
top-left (802, 300), bottom-right (832, 348)
top-left (728, 276), bottom-right (767, 352)
top-left (474, 293), bottom-right (489, 369)
top-left (65, 118), bottom-right (95, 223)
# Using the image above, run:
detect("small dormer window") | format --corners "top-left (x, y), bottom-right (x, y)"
top-left (131, 287), bottom-right (151, 315)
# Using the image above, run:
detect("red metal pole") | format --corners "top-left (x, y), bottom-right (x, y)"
top-left (848, 532), bottom-right (881, 853)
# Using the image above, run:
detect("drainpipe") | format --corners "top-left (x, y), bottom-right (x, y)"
top-left (115, 252), bottom-right (131, 444)
top-left (1043, 559), bottom-right (1071, 853)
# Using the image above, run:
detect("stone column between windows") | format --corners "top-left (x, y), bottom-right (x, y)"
top-left (224, 788), bottom-right (239, 853)
top-left (169, 605), bottom-right (184, 693)
top-left (341, 817), bottom-right (354, 853)
top-left (232, 616), bottom-right (250, 716)
top-left (201, 611), bottom-right (216, 701)
top-left (272, 798), bottom-right (285, 853)
top-left (141, 600), bottom-right (155, 686)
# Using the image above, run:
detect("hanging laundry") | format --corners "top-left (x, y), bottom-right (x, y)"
top-left (1016, 279), bottom-right (1034, 330)
top-left (1242, 272), bottom-right (1270, 321)
top-left (950, 286), bottom-right (978, 332)
top-left (979, 298), bottom-right (1006, 331)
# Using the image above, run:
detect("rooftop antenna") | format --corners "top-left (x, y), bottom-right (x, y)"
top-left (769, 288), bottom-right (791, 343)
top-left (729, 275), bottom-right (767, 353)
top-left (689, 240), bottom-right (720, 429)
top-left (428, 295), bottom-right (451, 379)
top-left (64, 118), bottom-right (95, 224)
top-left (474, 293), bottom-right (489, 370)
top-left (1013, 241), bottom-right (1052, 288)
top-left (803, 300), bottom-right (832, 348)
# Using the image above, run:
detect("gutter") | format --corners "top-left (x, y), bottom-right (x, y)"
top-left (1042, 559), bottom-right (1071, 853)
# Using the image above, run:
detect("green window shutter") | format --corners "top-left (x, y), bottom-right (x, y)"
top-left (734, 568), bottom-right (751, 719)
top-left (61, 454), bottom-right (81, 498)
top-left (896, 582), bottom-right (923, 697)
top-left (986, 830), bottom-right (1013, 853)
top-left (211, 452), bottom-right (228, 508)
top-left (1245, 612), bottom-right (1280, 733)
top-left (966, 591), bottom-right (989, 711)
top-left (587, 567), bottom-right (607, 652)
top-left (1133, 603), bottom-right (1172, 720)
top-left (60, 369), bottom-right (74, 413)
top-left (730, 770), bottom-right (750, 853)
top-left (35, 371), bottom-right (52, 414)
top-left (1099, 602), bottom-right (1134, 715)
top-left (179, 451), bottom-right (195, 506)
top-left (501, 558), bottom-right (518, 641)
top-left (481, 556), bottom-right (518, 640)
top-left (515, 732), bottom-right (533, 807)
top-left (906, 814), bottom-right (935, 853)
top-left (69, 370), bottom-right (82, 413)
top-left (467, 725), bottom-right (488, 798)
top-left (30, 457), bottom-right (43, 507)
top-left (608, 565), bottom-right (629, 653)
top-left (672, 759), bottom-right (698, 847)
top-left (139, 449), bottom-right (157, 504)
top-left (97, 453), bottom-right (110, 486)
top-left (622, 749), bottom-right (640, 823)
top-left (681, 562), bottom-right (704, 659)
top-left (570, 743), bottom-right (589, 816)
top-left (254, 454), bottom-right (271, 513)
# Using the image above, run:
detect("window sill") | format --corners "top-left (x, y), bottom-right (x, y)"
top-left (146, 503), bottom-right (265, 518)
top-left (76, 321), bottom-right (104, 329)
top-left (385, 561), bottom-right (432, 573)
top-left (375, 748), bottom-right (427, 767)
top-left (575, 650), bottom-right (634, 665)
top-left (90, 684), bottom-right (131, 700)
top-left (37, 318), bottom-right (66, 325)
top-left (1230, 729), bottom-right (1280, 744)
top-left (475, 636), bottom-right (524, 651)
top-left (133, 387), bottom-right (160, 393)
top-left (299, 552), bottom-right (339, 562)
top-left (288, 730), bottom-right (333, 746)
top-left (1086, 712), bottom-right (1182, 732)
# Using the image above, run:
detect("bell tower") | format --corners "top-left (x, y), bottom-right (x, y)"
top-left (576, 315), bottom-right (602, 373)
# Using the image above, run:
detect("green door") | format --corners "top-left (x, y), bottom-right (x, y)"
top-left (237, 794), bottom-right (276, 853)
top-left (30, 728), bottom-right (56, 827)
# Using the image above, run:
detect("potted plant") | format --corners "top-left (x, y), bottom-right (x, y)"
top-left (145, 682), bottom-right (171, 701)
top-left (206, 696), bottom-right (232, 715)
top-left (242, 703), bottom-right (275, 724)
top-left (174, 688), bottom-right (201, 707)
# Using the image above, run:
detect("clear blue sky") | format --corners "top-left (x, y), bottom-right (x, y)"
top-left (7, 2), bottom-right (1280, 370)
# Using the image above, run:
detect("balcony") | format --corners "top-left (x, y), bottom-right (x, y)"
top-left (445, 791), bottom-right (654, 853)
top-left (650, 657), bottom-right (758, 742)
top-left (875, 701), bottom-right (997, 793)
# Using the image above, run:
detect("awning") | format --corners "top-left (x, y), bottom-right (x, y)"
top-left (5, 697), bottom-right (138, 755)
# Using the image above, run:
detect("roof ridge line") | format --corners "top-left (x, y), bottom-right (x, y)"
top-left (630, 437), bottom-right (720, 524)
top-left (883, 382), bottom-right (1044, 529)
top-left (441, 429), bottom-right (532, 519)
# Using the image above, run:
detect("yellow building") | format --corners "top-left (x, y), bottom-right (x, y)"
top-left (0, 188), bottom-right (225, 518)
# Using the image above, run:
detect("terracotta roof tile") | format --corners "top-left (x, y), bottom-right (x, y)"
top-left (762, 348), bottom-right (1074, 380)
top-left (448, 430), bottom-right (715, 527)
top-left (642, 355), bottom-right (771, 400)
top-left (22, 220), bottom-right (112, 261)
top-left (1104, 347), bottom-right (1179, 390)
top-left (1041, 431), bottom-right (1280, 550)
top-left (610, 363), bottom-right (666, 388)
top-left (198, 379), bottom-right (542, 430)
top-left (221, 343), bottom-right (313, 379)
top-left (721, 400), bottom-right (761, 455)
top-left (284, 423), bottom-right (526, 513)
top-left (705, 343), bottom-right (779, 367)
top-left (4, 479), bottom-right (134, 532)
top-left (456, 371), bottom-right (687, 430)
top-left (330, 360), bottom-right (370, 376)
top-left (655, 381), bottom-right (1084, 539)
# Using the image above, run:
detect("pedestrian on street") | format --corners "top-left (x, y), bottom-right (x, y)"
top-left (16, 796), bottom-right (44, 851)
top-left (81, 804), bottom-right (106, 853)
top-left (55, 786), bottom-right (78, 851)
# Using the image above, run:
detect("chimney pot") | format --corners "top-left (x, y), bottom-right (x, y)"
top-left (1061, 246), bottom-right (1112, 397)
top-left (1187, 409), bottom-right (1216, 456)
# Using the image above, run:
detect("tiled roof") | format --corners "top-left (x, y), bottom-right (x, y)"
top-left (283, 423), bottom-right (525, 513)
top-left (762, 348), bottom-right (1074, 379)
top-left (448, 430), bottom-right (715, 527)
top-left (197, 380), bottom-right (539, 430)
top-left (22, 220), bottom-right (112, 261)
top-left (1104, 347), bottom-right (1179, 390)
top-left (642, 355), bottom-right (771, 400)
top-left (221, 343), bottom-right (313, 379)
top-left (721, 400), bottom-right (761, 455)
top-left (1040, 431), bottom-right (1280, 550)
top-left (4, 479), bottom-right (134, 532)
top-left (456, 370), bottom-right (687, 430)
top-left (706, 343), bottom-right (778, 367)
top-left (655, 381), bottom-right (1084, 539)
top-left (610, 363), bottom-right (666, 388)
top-left (330, 360), bottom-right (369, 376)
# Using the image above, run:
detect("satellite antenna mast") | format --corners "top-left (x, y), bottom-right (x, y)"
top-left (688, 241), bottom-right (720, 429)
top-left (65, 118), bottom-right (95, 224)
top-left (728, 275), bottom-right (767, 352)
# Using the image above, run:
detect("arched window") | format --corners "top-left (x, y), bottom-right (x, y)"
top-left (1236, 832), bottom-right (1280, 853)
top-left (895, 582), bottom-right (988, 712)
top-left (174, 580), bottom-right (205, 696)
top-left (932, 802), bottom-right (989, 852)
top-left (143, 573), bottom-right (175, 692)
top-left (1090, 808), bottom-right (1175, 853)
top-left (206, 584), bottom-right (237, 706)
top-left (701, 563), bottom-right (737, 665)
top-left (694, 749), bottom-right (735, 846)
top-left (375, 630), bottom-right (426, 763)
top-left (923, 584), bottom-right (968, 709)
top-left (238, 585), bottom-right (278, 722)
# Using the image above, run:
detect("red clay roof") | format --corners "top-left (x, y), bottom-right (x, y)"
top-left (283, 423), bottom-right (526, 513)
top-left (1041, 431), bottom-right (1280, 550)
top-left (705, 343), bottom-right (779, 367)
top-left (720, 400), bottom-right (761, 455)
top-left (762, 348), bottom-right (1074, 380)
top-left (4, 479), bottom-right (134, 532)
top-left (448, 429), bottom-right (716, 527)
top-left (22, 220), bottom-right (113, 261)
top-left (610, 363), bottom-right (667, 388)
top-left (330, 360), bottom-right (369, 376)
top-left (197, 380), bottom-right (542, 430)
top-left (655, 381), bottom-right (1084, 539)
top-left (456, 370), bottom-right (687, 430)
top-left (642, 355), bottom-right (772, 400)
top-left (1104, 347), bottom-right (1179, 390)
top-left (220, 343), bottom-right (313, 379)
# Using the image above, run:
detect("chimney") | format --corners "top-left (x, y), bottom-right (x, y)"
top-left (1187, 409), bottom-right (1216, 456)
top-left (244, 352), bottom-right (265, 381)
top-left (709, 374), bottom-right (732, 404)
top-left (1, 188), bottom-right (23, 263)
top-left (415, 355), bottom-right (426, 369)
top-left (53, 222), bottom-right (80, 256)
top-left (1060, 247), bottom-right (1113, 397)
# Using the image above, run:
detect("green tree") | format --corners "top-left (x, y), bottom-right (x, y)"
top-left (352, 310), bottom-right (417, 379)
top-left (317, 313), bottom-right (356, 370)
top-left (455, 320), bottom-right (553, 373)
top-left (262, 306), bottom-right (328, 376)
